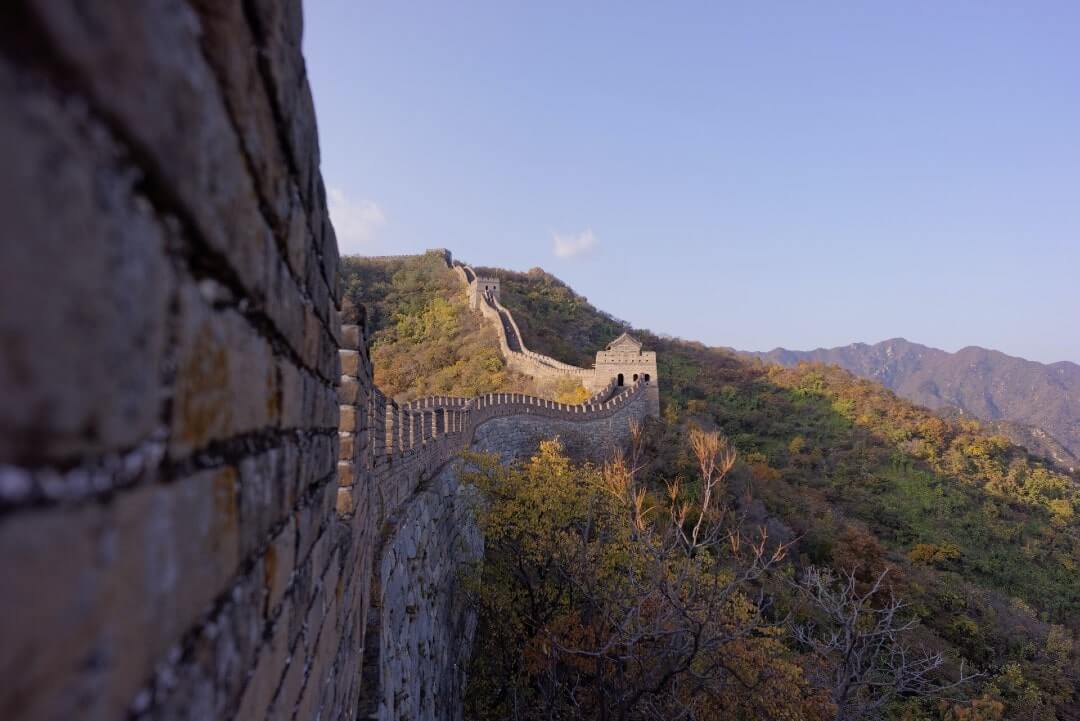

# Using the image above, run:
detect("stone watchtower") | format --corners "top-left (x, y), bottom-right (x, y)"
top-left (594, 333), bottom-right (660, 417)
top-left (469, 275), bottom-right (501, 309)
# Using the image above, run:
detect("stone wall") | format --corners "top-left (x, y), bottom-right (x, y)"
top-left (372, 467), bottom-right (481, 721)
top-left (472, 390), bottom-right (652, 464)
top-left (0, 2), bottom-right (352, 720)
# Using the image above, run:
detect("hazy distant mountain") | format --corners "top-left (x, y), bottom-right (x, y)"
top-left (747, 338), bottom-right (1080, 468)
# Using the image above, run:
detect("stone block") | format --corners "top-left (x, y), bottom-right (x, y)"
top-left (146, 557), bottom-right (266, 721)
top-left (25, 0), bottom-right (285, 302)
top-left (338, 376), bottom-right (360, 405)
top-left (169, 281), bottom-right (279, 459)
top-left (282, 186), bottom-right (311, 280)
top-left (264, 516), bottom-right (297, 618)
top-left (341, 324), bottom-right (362, 352)
top-left (187, 0), bottom-right (292, 232)
top-left (233, 596), bottom-right (293, 721)
top-left (0, 466), bottom-right (241, 721)
top-left (338, 433), bottom-right (355, 462)
top-left (238, 447), bottom-right (288, 559)
top-left (340, 405), bottom-right (357, 434)
top-left (277, 359), bottom-right (305, 430)
top-left (337, 461), bottom-right (355, 488)
top-left (336, 487), bottom-right (355, 517)
top-left (0, 59), bottom-right (169, 465)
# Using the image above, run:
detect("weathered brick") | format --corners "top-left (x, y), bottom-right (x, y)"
top-left (341, 324), bottom-right (362, 352)
top-left (0, 466), bottom-right (241, 721)
top-left (187, 0), bottom-right (292, 233)
top-left (294, 484), bottom-right (331, 571)
top-left (0, 502), bottom-right (109, 721)
top-left (169, 281), bottom-right (278, 459)
top-left (264, 516), bottom-right (297, 618)
top-left (340, 350), bottom-right (360, 378)
top-left (338, 433), bottom-right (355, 462)
top-left (336, 461), bottom-right (355, 489)
top-left (238, 447), bottom-right (288, 559)
top-left (234, 596), bottom-right (292, 721)
top-left (293, 582), bottom-right (340, 721)
top-left (336, 487), bottom-right (355, 516)
top-left (338, 375), bottom-right (360, 405)
top-left (266, 628), bottom-right (305, 721)
top-left (147, 557), bottom-right (267, 721)
top-left (283, 186), bottom-right (311, 280)
top-left (0, 59), bottom-right (169, 466)
top-left (278, 359), bottom-right (305, 430)
top-left (340, 406), bottom-right (357, 434)
top-left (26, 0), bottom-right (284, 303)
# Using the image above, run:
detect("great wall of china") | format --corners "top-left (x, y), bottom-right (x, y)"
top-left (0, 4), bottom-right (658, 721)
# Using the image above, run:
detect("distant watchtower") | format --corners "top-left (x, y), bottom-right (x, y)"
top-left (594, 333), bottom-right (660, 417)
top-left (469, 275), bottom-right (501, 309)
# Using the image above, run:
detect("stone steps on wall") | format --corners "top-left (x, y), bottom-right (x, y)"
top-left (457, 264), bottom-right (603, 386)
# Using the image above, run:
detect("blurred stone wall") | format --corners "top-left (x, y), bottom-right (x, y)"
top-left (0, 2), bottom-right (353, 720)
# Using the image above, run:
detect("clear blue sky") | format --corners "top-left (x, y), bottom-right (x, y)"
top-left (304, 1), bottom-right (1080, 364)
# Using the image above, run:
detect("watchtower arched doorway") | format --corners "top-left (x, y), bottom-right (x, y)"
top-left (617, 373), bottom-right (624, 386)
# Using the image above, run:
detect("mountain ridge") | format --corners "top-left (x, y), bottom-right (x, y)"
top-left (743, 337), bottom-right (1080, 468)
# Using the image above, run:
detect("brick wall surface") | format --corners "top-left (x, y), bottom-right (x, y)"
top-left (0, 2), bottom-right (346, 720)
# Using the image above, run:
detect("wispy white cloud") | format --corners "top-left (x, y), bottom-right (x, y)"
top-left (328, 187), bottom-right (386, 255)
top-left (552, 228), bottom-right (598, 259)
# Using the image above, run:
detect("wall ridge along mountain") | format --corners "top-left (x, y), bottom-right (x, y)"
top-left (451, 260), bottom-right (662, 415)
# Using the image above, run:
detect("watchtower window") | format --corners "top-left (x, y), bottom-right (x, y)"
top-left (633, 374), bottom-right (638, 382)
top-left (617, 373), bottom-right (624, 386)
top-left (644, 373), bottom-right (651, 383)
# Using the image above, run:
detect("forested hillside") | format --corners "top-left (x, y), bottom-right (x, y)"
top-left (348, 256), bottom-right (1080, 719)
top-left (340, 252), bottom-right (590, 404)
top-left (488, 267), bottom-right (1080, 719)
top-left (749, 339), bottom-right (1080, 466)
top-left (341, 251), bottom-right (531, 401)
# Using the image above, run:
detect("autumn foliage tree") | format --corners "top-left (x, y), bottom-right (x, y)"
top-left (462, 427), bottom-right (833, 720)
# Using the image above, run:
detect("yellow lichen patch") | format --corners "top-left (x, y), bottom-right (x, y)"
top-left (177, 324), bottom-right (230, 448)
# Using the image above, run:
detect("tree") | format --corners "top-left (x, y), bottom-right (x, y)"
top-left (792, 567), bottom-right (980, 721)
top-left (464, 426), bottom-right (829, 720)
